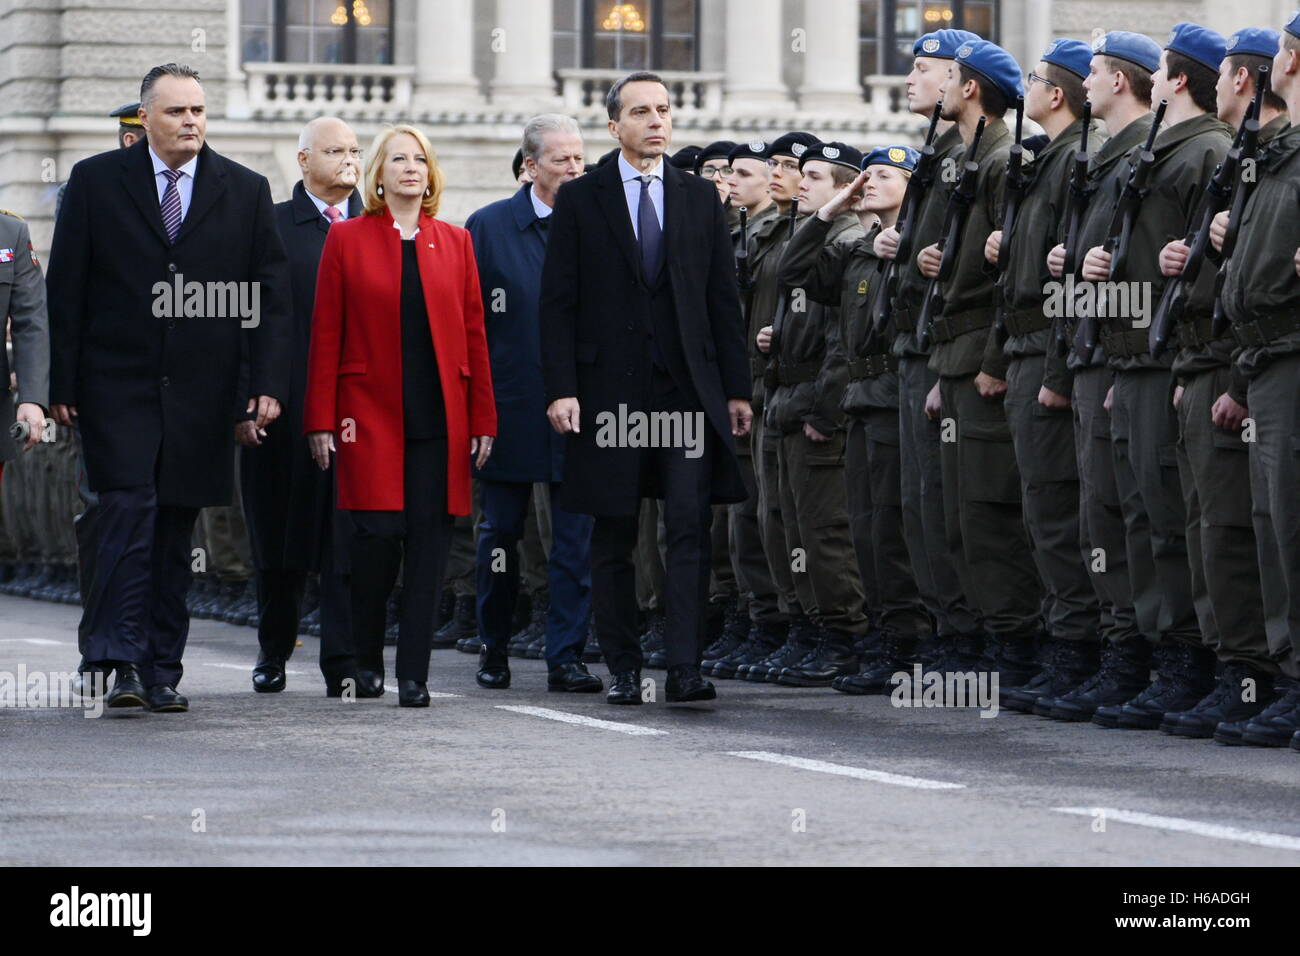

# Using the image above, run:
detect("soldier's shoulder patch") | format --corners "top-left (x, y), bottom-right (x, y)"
top-left (0, 208), bottom-right (25, 222)
top-left (28, 241), bottom-right (39, 267)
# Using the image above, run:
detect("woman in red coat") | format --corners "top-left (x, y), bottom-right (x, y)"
top-left (304, 124), bottom-right (496, 708)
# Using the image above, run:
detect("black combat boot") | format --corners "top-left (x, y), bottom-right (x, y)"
top-left (1115, 642), bottom-right (1216, 730)
top-left (711, 621), bottom-right (785, 679)
top-left (1043, 636), bottom-right (1151, 723)
top-left (743, 615), bottom-right (817, 681)
top-left (640, 611), bottom-right (667, 669)
top-left (701, 602), bottom-right (750, 675)
top-left (778, 629), bottom-right (860, 686)
top-left (978, 632), bottom-right (1039, 692)
top-left (1161, 663), bottom-right (1276, 738)
top-left (431, 594), bottom-right (475, 649)
top-left (1234, 683), bottom-right (1300, 747)
top-left (509, 592), bottom-right (546, 657)
top-left (832, 635), bottom-right (920, 695)
top-left (1001, 639), bottom-right (1099, 714)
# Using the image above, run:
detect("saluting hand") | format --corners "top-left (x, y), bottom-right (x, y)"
top-left (548, 397), bottom-right (581, 434)
top-left (307, 430), bottom-right (335, 470)
top-left (820, 168), bottom-right (871, 222)
top-left (1159, 239), bottom-right (1190, 278)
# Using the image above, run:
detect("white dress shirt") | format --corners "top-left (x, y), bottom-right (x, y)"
top-left (149, 146), bottom-right (198, 220)
top-left (529, 184), bottom-right (553, 220)
top-left (305, 187), bottom-right (350, 222)
top-left (618, 152), bottom-right (664, 239)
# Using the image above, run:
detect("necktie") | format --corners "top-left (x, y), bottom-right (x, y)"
top-left (535, 215), bottom-right (549, 237)
top-left (323, 205), bottom-right (343, 226)
top-left (160, 168), bottom-right (183, 242)
top-left (637, 174), bottom-right (662, 280)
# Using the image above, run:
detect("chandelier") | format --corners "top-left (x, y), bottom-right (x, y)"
top-left (602, 3), bottom-right (647, 32)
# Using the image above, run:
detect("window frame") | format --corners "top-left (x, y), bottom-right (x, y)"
top-left (242, 0), bottom-right (396, 65)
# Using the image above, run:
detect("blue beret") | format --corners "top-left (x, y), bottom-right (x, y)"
top-left (862, 145), bottom-right (920, 172)
top-left (768, 130), bottom-right (820, 160)
top-left (954, 39), bottom-right (1025, 102)
top-left (1225, 27), bottom-right (1281, 58)
top-left (1042, 37), bottom-right (1093, 79)
top-left (798, 141), bottom-right (863, 172)
top-left (913, 29), bottom-right (981, 60)
top-left (728, 139), bottom-right (769, 165)
top-left (1288, 11), bottom-right (1300, 41)
top-left (1091, 31), bottom-right (1162, 73)
top-left (1166, 22), bottom-right (1228, 73)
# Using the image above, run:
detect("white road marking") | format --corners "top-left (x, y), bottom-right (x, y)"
top-left (726, 751), bottom-right (966, 790)
top-left (1053, 807), bottom-right (1300, 852)
top-left (0, 638), bottom-right (67, 645)
top-left (496, 704), bottom-right (668, 736)
top-left (384, 682), bottom-right (461, 699)
top-left (199, 661), bottom-right (308, 676)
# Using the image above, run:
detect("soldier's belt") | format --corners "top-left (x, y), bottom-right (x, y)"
top-left (927, 307), bottom-right (995, 345)
top-left (776, 361), bottom-right (821, 386)
top-left (1231, 311), bottom-right (1300, 348)
top-left (1177, 314), bottom-right (1230, 349)
top-left (848, 354), bottom-right (898, 380)
top-left (1001, 308), bottom-right (1055, 338)
top-left (1099, 326), bottom-right (1150, 359)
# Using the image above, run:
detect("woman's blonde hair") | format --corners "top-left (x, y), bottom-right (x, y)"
top-left (362, 124), bottom-right (444, 218)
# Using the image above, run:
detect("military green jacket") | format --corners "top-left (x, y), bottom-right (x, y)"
top-left (765, 211), bottom-right (863, 434)
top-left (927, 116), bottom-right (1011, 379)
top-left (744, 203), bottom-right (800, 416)
top-left (1100, 111), bottom-right (1231, 372)
top-left (985, 116), bottom-right (1106, 396)
top-left (1222, 120), bottom-right (1300, 380)
top-left (890, 124), bottom-right (966, 358)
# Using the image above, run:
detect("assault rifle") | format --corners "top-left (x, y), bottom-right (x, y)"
top-left (993, 97), bottom-right (1027, 344)
top-left (767, 202), bottom-right (800, 358)
top-left (1055, 101), bottom-right (1093, 356)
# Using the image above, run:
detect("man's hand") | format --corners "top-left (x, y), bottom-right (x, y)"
top-left (874, 225), bottom-right (900, 260)
top-left (1103, 384), bottom-right (1114, 413)
top-left (471, 436), bottom-right (494, 469)
top-left (1081, 246), bottom-right (1111, 282)
top-left (1295, 245), bottom-right (1300, 278)
top-left (984, 229), bottom-right (1003, 266)
top-left (1173, 384), bottom-right (1184, 409)
top-left (307, 430), bottom-right (335, 470)
top-left (917, 243), bottom-right (942, 279)
top-left (1046, 243), bottom-right (1066, 279)
top-left (1159, 239), bottom-right (1190, 278)
top-left (15, 403), bottom-right (44, 450)
top-left (547, 397), bottom-right (581, 434)
top-left (1037, 386), bottom-right (1071, 410)
top-left (1211, 392), bottom-right (1248, 430)
top-left (803, 422), bottom-right (830, 442)
top-left (1209, 209), bottom-right (1230, 253)
top-left (730, 399), bottom-right (753, 437)
top-left (51, 404), bottom-right (77, 427)
top-left (247, 396), bottom-right (281, 429)
top-left (756, 326), bottom-right (773, 354)
top-left (924, 381), bottom-right (942, 421)
top-left (975, 371), bottom-right (1007, 399)
top-left (235, 420), bottom-right (265, 447)
top-left (820, 168), bottom-right (870, 221)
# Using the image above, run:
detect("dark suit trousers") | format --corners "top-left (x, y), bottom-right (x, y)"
top-left (349, 439), bottom-right (453, 683)
top-left (80, 484), bottom-right (199, 688)
top-left (592, 369), bottom-right (715, 673)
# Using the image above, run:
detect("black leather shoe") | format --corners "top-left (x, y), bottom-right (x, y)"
top-left (547, 661), bottom-right (603, 693)
top-left (398, 680), bottom-right (430, 707)
top-left (355, 669), bottom-right (385, 698)
top-left (105, 663), bottom-right (148, 709)
top-left (147, 683), bottom-right (189, 713)
top-left (476, 646), bottom-right (511, 689)
top-left (666, 664), bottom-right (716, 702)
top-left (607, 670), bottom-right (642, 705)
top-left (324, 670), bottom-right (357, 698)
top-left (251, 657), bottom-right (286, 693)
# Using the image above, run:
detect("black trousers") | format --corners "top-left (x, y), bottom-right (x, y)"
top-left (592, 370), bottom-right (715, 674)
top-left (349, 438), bottom-right (453, 683)
top-left (80, 484), bottom-right (199, 688)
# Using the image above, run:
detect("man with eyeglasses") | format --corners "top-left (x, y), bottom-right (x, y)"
top-left (695, 139), bottom-right (737, 224)
top-left (241, 115), bottom-right (363, 696)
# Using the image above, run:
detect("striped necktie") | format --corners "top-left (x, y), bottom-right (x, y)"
top-left (323, 205), bottom-right (343, 226)
top-left (160, 168), bottom-right (183, 242)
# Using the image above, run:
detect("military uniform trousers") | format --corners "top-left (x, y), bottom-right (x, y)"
top-left (1005, 355), bottom-right (1100, 643)
top-left (1175, 365), bottom-right (1271, 671)
top-left (1109, 367), bottom-right (1200, 646)
top-left (754, 413), bottom-right (798, 617)
top-left (897, 355), bottom-right (979, 638)
top-left (1071, 366), bottom-right (1143, 645)
top-left (727, 430), bottom-right (781, 624)
top-left (776, 427), bottom-right (868, 635)
top-left (1245, 351), bottom-right (1300, 677)
top-left (845, 408), bottom-right (929, 640)
top-left (937, 373), bottom-right (1043, 640)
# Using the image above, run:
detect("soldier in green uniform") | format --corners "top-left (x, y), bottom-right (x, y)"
top-left (1155, 27), bottom-right (1292, 738)
top-left (1080, 22), bottom-right (1232, 729)
top-left (915, 39), bottom-right (1044, 685)
top-left (1213, 13), bottom-right (1300, 750)
top-left (780, 145), bottom-right (935, 694)
top-left (875, 30), bottom-right (983, 668)
top-left (1039, 32), bottom-right (1162, 723)
top-left (983, 39), bottom-right (1106, 711)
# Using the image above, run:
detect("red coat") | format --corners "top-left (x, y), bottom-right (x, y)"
top-left (303, 208), bottom-right (496, 516)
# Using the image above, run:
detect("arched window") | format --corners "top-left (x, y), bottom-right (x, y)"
top-left (860, 0), bottom-right (1000, 77)
top-left (241, 0), bottom-right (394, 65)
top-left (554, 0), bottom-right (699, 72)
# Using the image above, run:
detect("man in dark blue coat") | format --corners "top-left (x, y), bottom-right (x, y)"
top-left (466, 114), bottom-right (602, 694)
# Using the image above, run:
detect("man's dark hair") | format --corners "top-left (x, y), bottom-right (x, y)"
top-left (606, 71), bottom-right (667, 120)
top-left (830, 164), bottom-right (858, 187)
top-left (1043, 63), bottom-right (1088, 120)
top-left (1165, 50), bottom-right (1219, 114)
top-left (958, 64), bottom-right (1009, 118)
top-left (1101, 56), bottom-right (1154, 107)
top-left (1225, 52), bottom-right (1286, 113)
top-left (141, 63), bottom-right (202, 106)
